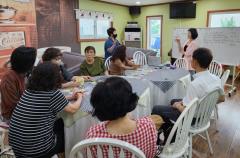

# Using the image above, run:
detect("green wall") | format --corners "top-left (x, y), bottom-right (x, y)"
top-left (79, 0), bottom-right (132, 57)
top-left (133, 0), bottom-right (240, 62)
top-left (79, 0), bottom-right (240, 61)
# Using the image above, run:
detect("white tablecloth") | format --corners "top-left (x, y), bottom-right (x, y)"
top-left (62, 67), bottom-right (190, 157)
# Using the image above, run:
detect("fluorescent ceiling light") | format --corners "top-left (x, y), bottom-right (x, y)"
top-left (136, 1), bottom-right (141, 5)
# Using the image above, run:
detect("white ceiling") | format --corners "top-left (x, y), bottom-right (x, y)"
top-left (98, 0), bottom-right (186, 6)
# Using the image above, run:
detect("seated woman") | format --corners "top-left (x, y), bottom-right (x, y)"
top-left (87, 77), bottom-right (157, 158)
top-left (109, 45), bottom-right (140, 75)
top-left (80, 46), bottom-right (108, 76)
top-left (9, 62), bottom-right (83, 158)
top-left (42, 48), bottom-right (90, 88)
top-left (0, 46), bottom-right (36, 122)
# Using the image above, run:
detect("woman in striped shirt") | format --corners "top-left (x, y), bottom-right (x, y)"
top-left (9, 62), bottom-right (83, 158)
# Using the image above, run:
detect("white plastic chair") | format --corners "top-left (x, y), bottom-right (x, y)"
top-left (0, 122), bottom-right (15, 158)
top-left (159, 98), bottom-right (198, 158)
top-left (173, 58), bottom-right (187, 69)
top-left (104, 56), bottom-right (112, 70)
top-left (133, 51), bottom-right (147, 66)
top-left (208, 60), bottom-right (222, 77)
top-left (189, 88), bottom-right (221, 157)
top-left (178, 74), bottom-right (191, 95)
top-left (69, 138), bottom-right (146, 158)
top-left (212, 69), bottom-right (230, 123)
top-left (221, 69), bottom-right (230, 89)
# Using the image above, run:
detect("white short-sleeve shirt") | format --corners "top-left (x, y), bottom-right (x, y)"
top-left (183, 70), bottom-right (224, 106)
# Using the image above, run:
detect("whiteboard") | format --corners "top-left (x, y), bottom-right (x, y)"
top-left (172, 27), bottom-right (240, 66)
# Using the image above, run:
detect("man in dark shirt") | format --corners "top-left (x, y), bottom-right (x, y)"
top-left (104, 27), bottom-right (120, 60)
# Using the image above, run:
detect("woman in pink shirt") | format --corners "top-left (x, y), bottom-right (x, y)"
top-left (176, 28), bottom-right (198, 71)
top-left (86, 77), bottom-right (157, 158)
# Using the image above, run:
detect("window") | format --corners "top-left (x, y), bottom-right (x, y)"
top-left (77, 10), bottom-right (113, 41)
top-left (96, 19), bottom-right (110, 38)
top-left (208, 10), bottom-right (240, 27)
top-left (80, 19), bottom-right (95, 39)
top-left (79, 18), bottom-right (111, 40)
top-left (146, 16), bottom-right (162, 58)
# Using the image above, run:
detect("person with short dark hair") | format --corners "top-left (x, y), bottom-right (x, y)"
top-left (175, 28), bottom-right (198, 70)
top-left (104, 27), bottom-right (120, 60)
top-left (192, 47), bottom-right (213, 69)
top-left (152, 48), bottom-right (225, 144)
top-left (9, 62), bottom-right (83, 158)
top-left (42, 47), bottom-right (90, 88)
top-left (109, 45), bottom-right (139, 75)
top-left (80, 46), bottom-right (108, 76)
top-left (86, 77), bottom-right (158, 158)
top-left (0, 46), bottom-right (36, 121)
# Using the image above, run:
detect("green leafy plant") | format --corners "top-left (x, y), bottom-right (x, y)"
top-left (220, 17), bottom-right (237, 27)
top-left (151, 21), bottom-right (160, 34)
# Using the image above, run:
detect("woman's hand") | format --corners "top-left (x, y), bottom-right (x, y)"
top-left (64, 92), bottom-right (83, 113)
top-left (68, 81), bottom-right (79, 88)
top-left (113, 39), bottom-right (118, 44)
top-left (175, 37), bottom-right (181, 43)
top-left (65, 88), bottom-right (79, 100)
top-left (136, 64), bottom-right (141, 68)
top-left (82, 76), bottom-right (92, 81)
top-left (76, 92), bottom-right (83, 99)
top-left (133, 64), bottom-right (140, 70)
top-left (72, 76), bottom-right (92, 82)
top-left (71, 76), bottom-right (78, 82)
top-left (70, 88), bottom-right (84, 100)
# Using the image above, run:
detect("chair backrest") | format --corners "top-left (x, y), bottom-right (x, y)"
top-left (178, 74), bottom-right (191, 91)
top-left (0, 121), bottom-right (9, 153)
top-left (69, 138), bottom-right (146, 158)
top-left (104, 56), bottom-right (112, 70)
top-left (133, 51), bottom-right (147, 66)
top-left (208, 60), bottom-right (222, 77)
top-left (191, 88), bottom-right (221, 129)
top-left (177, 75), bottom-right (191, 99)
top-left (221, 69), bottom-right (230, 88)
top-left (173, 58), bottom-right (187, 69)
top-left (162, 98), bottom-right (198, 154)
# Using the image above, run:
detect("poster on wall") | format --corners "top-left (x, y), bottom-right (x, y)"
top-left (0, 0), bottom-right (36, 25)
top-left (0, 32), bottom-right (25, 50)
top-left (0, 0), bottom-right (36, 70)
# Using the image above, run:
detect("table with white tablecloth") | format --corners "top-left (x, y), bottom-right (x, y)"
top-left (60, 67), bottom-right (190, 157)
top-left (125, 66), bottom-right (190, 107)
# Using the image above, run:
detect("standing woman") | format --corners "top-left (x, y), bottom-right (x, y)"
top-left (176, 28), bottom-right (198, 72)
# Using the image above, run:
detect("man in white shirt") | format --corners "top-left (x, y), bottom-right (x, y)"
top-left (152, 47), bottom-right (225, 144)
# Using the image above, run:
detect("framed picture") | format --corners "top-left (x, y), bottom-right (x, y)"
top-left (0, 26), bottom-right (31, 69)
top-left (0, 31), bottom-right (26, 51)
top-left (0, 26), bottom-right (30, 55)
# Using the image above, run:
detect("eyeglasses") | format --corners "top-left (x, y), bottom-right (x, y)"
top-left (54, 56), bottom-right (62, 60)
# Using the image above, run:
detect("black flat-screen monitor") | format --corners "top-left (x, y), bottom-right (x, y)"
top-left (170, 2), bottom-right (196, 19)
